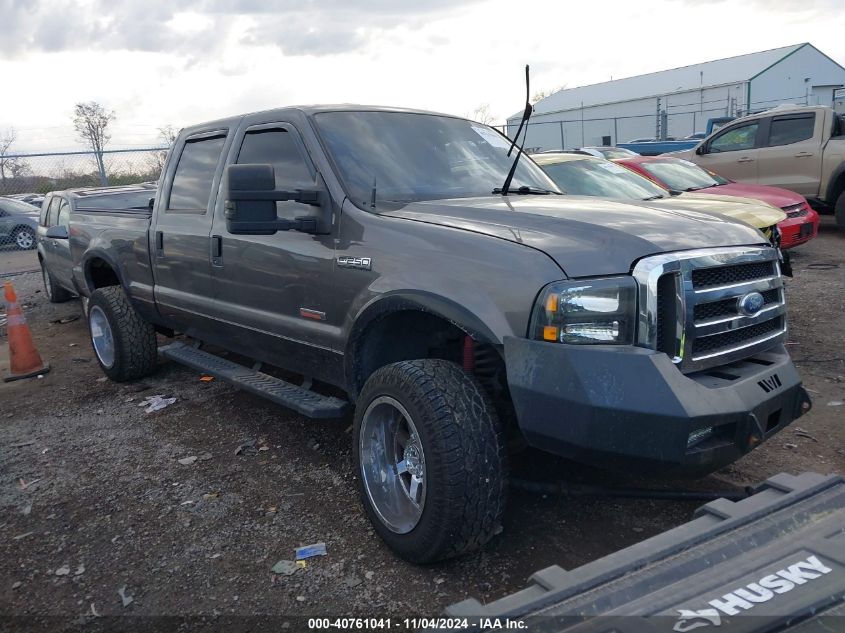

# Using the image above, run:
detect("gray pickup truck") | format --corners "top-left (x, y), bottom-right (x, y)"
top-left (62, 105), bottom-right (810, 563)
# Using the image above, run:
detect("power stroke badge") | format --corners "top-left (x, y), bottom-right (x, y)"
top-left (672, 555), bottom-right (833, 632)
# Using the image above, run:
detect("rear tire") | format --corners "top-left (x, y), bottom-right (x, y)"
top-left (353, 359), bottom-right (507, 563)
top-left (88, 286), bottom-right (157, 382)
top-left (41, 265), bottom-right (72, 303)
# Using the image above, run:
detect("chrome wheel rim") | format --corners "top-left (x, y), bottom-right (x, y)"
top-left (42, 268), bottom-right (52, 299)
top-left (16, 230), bottom-right (34, 249)
top-left (359, 396), bottom-right (426, 534)
top-left (89, 305), bottom-right (115, 368)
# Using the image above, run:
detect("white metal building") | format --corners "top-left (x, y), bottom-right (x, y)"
top-left (508, 43), bottom-right (845, 151)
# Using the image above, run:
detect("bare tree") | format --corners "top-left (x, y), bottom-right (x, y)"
top-left (73, 102), bottom-right (115, 185)
top-left (157, 125), bottom-right (178, 146)
top-left (468, 104), bottom-right (496, 125)
top-left (0, 128), bottom-right (30, 187)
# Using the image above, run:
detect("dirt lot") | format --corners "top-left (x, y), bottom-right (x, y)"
top-left (1, 220), bottom-right (843, 626)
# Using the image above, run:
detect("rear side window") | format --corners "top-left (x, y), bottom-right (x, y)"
top-left (57, 200), bottom-right (71, 227)
top-left (167, 134), bottom-right (226, 213)
top-left (236, 128), bottom-right (313, 220)
top-left (767, 114), bottom-right (815, 146)
top-left (39, 197), bottom-right (50, 225)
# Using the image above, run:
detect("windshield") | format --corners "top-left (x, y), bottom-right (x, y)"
top-left (76, 190), bottom-right (154, 210)
top-left (0, 197), bottom-right (41, 214)
top-left (639, 159), bottom-right (729, 191)
top-left (313, 111), bottom-right (558, 208)
top-left (540, 159), bottom-right (669, 200)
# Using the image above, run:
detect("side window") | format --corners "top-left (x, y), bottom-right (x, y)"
top-left (235, 127), bottom-right (314, 220)
top-left (46, 197), bottom-right (61, 227)
top-left (166, 134), bottom-right (227, 213)
top-left (39, 197), bottom-right (50, 226)
top-left (57, 200), bottom-right (71, 227)
top-left (767, 114), bottom-right (815, 146)
top-left (709, 122), bottom-right (759, 153)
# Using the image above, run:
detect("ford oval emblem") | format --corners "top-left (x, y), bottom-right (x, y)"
top-left (738, 291), bottom-right (765, 316)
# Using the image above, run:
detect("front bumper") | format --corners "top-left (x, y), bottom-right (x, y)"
top-left (778, 210), bottom-right (820, 249)
top-left (504, 338), bottom-right (811, 474)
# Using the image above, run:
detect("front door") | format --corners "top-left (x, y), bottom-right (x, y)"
top-left (152, 130), bottom-right (228, 331)
top-left (694, 120), bottom-right (761, 183)
top-left (209, 119), bottom-right (340, 382)
top-left (755, 112), bottom-right (822, 197)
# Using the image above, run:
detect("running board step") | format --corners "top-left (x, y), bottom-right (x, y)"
top-left (159, 342), bottom-right (349, 419)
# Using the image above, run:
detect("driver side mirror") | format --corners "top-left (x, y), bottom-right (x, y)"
top-left (223, 164), bottom-right (330, 235)
top-left (695, 144), bottom-right (705, 156)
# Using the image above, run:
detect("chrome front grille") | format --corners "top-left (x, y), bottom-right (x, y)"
top-left (633, 247), bottom-right (787, 373)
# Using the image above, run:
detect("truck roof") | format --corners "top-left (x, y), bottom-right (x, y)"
top-left (180, 104), bottom-right (467, 136)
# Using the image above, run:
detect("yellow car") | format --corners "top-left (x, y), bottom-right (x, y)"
top-left (532, 152), bottom-right (786, 243)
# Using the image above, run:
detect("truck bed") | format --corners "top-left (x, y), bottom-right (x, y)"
top-left (446, 471), bottom-right (844, 632)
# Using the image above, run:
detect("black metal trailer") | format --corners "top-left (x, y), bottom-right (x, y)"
top-left (446, 472), bottom-right (844, 632)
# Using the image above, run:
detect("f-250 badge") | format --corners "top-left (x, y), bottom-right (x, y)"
top-left (337, 256), bottom-right (372, 270)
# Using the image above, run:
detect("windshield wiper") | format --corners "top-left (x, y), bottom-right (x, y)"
top-left (642, 194), bottom-right (665, 201)
top-left (492, 185), bottom-right (557, 195)
top-left (499, 65), bottom-right (532, 196)
top-left (684, 186), bottom-right (708, 192)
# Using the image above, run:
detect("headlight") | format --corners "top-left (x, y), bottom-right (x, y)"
top-left (531, 277), bottom-right (637, 345)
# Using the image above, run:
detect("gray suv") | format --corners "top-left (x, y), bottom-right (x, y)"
top-left (0, 196), bottom-right (40, 250)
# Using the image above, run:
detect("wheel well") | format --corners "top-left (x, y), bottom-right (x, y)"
top-left (87, 258), bottom-right (121, 290)
top-left (349, 309), bottom-right (506, 399)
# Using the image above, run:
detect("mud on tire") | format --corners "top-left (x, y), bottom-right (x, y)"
top-left (88, 286), bottom-right (158, 382)
top-left (353, 359), bottom-right (508, 563)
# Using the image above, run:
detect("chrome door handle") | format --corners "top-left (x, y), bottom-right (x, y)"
top-left (794, 152), bottom-right (813, 158)
top-left (736, 157), bottom-right (754, 163)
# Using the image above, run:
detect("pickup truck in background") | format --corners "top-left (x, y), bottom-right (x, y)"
top-left (36, 184), bottom-right (156, 303)
top-left (618, 117), bottom-right (736, 156)
top-left (672, 105), bottom-right (845, 228)
top-left (63, 105), bottom-right (810, 563)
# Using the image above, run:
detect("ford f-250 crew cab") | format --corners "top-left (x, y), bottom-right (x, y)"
top-left (63, 105), bottom-right (811, 563)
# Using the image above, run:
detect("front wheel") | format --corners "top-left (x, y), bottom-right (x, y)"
top-left (88, 286), bottom-right (158, 381)
top-left (354, 359), bottom-right (507, 563)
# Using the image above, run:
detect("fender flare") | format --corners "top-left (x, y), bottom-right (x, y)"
top-left (344, 291), bottom-right (502, 394)
top-left (80, 249), bottom-right (130, 296)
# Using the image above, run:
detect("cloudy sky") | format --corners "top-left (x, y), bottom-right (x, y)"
top-left (2, 0), bottom-right (844, 153)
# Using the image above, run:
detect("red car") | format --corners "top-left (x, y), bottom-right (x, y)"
top-left (616, 156), bottom-right (820, 249)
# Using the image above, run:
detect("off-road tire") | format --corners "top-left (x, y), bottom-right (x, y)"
top-left (353, 359), bottom-right (508, 563)
top-left (41, 264), bottom-right (72, 303)
top-left (88, 286), bottom-right (157, 382)
top-left (835, 190), bottom-right (845, 231)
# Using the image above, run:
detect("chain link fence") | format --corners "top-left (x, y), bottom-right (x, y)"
top-left (0, 147), bottom-right (167, 250)
top-left (0, 147), bottom-right (168, 198)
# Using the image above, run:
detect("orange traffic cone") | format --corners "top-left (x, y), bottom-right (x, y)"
top-left (3, 282), bottom-right (49, 382)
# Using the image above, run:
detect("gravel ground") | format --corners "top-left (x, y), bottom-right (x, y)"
top-left (1, 218), bottom-right (843, 627)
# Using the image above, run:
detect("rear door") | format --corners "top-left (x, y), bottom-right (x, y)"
top-left (694, 119), bottom-right (761, 182)
top-left (755, 111), bottom-right (821, 196)
top-left (152, 129), bottom-right (229, 330)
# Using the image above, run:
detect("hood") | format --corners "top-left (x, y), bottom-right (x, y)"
top-left (661, 192), bottom-right (787, 228)
top-left (692, 183), bottom-right (805, 210)
top-left (382, 195), bottom-right (767, 277)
